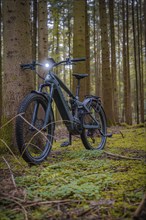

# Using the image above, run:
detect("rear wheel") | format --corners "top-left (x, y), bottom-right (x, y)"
top-left (15, 93), bottom-right (54, 165)
top-left (81, 100), bottom-right (107, 150)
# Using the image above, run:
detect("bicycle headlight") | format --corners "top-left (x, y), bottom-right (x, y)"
top-left (45, 63), bottom-right (49, 68)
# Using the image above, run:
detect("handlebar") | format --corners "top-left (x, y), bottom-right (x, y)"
top-left (70, 58), bottom-right (86, 62)
top-left (20, 61), bottom-right (44, 70)
top-left (20, 57), bottom-right (86, 70)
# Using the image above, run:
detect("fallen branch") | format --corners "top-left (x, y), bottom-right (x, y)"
top-left (0, 193), bottom-right (81, 207)
top-left (119, 131), bottom-right (124, 138)
top-left (0, 192), bottom-right (25, 202)
top-left (77, 206), bottom-right (97, 217)
top-left (133, 194), bottom-right (146, 220)
top-left (2, 156), bottom-right (17, 188)
top-left (0, 196), bottom-right (28, 220)
top-left (103, 151), bottom-right (143, 161)
top-left (24, 199), bottom-right (81, 208)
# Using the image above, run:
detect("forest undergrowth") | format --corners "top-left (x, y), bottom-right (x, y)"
top-left (0, 123), bottom-right (146, 220)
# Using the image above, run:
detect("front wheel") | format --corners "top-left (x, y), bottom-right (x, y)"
top-left (15, 93), bottom-right (55, 165)
top-left (81, 100), bottom-right (107, 150)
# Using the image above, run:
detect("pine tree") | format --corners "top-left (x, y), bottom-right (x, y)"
top-left (38, 0), bottom-right (48, 83)
top-left (109, 0), bottom-right (119, 123)
top-left (2, 0), bottom-right (34, 144)
top-left (122, 0), bottom-right (132, 125)
top-left (99, 0), bottom-right (115, 125)
top-left (73, 0), bottom-right (90, 100)
top-left (0, 0), bottom-right (2, 127)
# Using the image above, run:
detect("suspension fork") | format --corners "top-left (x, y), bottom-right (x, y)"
top-left (43, 85), bottom-right (54, 130)
top-left (30, 84), bottom-right (54, 131)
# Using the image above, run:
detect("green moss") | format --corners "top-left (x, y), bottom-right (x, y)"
top-left (0, 126), bottom-right (146, 219)
top-left (0, 116), bottom-right (13, 153)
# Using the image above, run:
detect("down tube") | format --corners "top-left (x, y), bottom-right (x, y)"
top-left (53, 87), bottom-right (74, 131)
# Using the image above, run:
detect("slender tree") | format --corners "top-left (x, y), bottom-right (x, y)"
top-left (137, 0), bottom-right (144, 123)
top-left (132, 0), bottom-right (139, 123)
top-left (85, 0), bottom-right (90, 95)
top-left (73, 0), bottom-right (90, 100)
top-left (109, 0), bottom-right (119, 123)
top-left (99, 0), bottom-right (115, 124)
top-left (67, 0), bottom-right (73, 89)
top-left (0, 0), bottom-right (2, 127)
top-left (144, 0), bottom-right (146, 56)
top-left (2, 0), bottom-right (34, 144)
top-left (38, 0), bottom-right (48, 83)
top-left (32, 0), bottom-right (38, 61)
top-left (123, 0), bottom-right (132, 124)
top-left (144, 0), bottom-right (146, 116)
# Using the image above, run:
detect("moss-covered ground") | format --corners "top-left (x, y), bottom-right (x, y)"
top-left (0, 125), bottom-right (146, 219)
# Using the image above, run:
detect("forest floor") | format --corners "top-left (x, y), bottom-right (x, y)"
top-left (0, 124), bottom-right (146, 220)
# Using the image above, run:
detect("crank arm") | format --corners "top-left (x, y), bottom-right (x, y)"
top-left (99, 130), bottom-right (112, 137)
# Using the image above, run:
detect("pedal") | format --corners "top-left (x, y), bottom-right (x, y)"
top-left (106, 133), bottom-right (112, 138)
top-left (60, 133), bottom-right (72, 147)
top-left (99, 130), bottom-right (112, 137)
top-left (60, 141), bottom-right (70, 147)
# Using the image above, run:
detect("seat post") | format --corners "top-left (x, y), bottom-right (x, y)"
top-left (76, 79), bottom-right (80, 99)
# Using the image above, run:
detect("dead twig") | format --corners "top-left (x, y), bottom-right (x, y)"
top-left (133, 194), bottom-right (146, 219)
top-left (24, 199), bottom-right (81, 208)
top-left (0, 196), bottom-right (28, 220)
top-left (103, 151), bottom-right (143, 161)
top-left (119, 131), bottom-right (124, 138)
top-left (77, 206), bottom-right (97, 217)
top-left (2, 156), bottom-right (17, 188)
top-left (0, 192), bottom-right (25, 202)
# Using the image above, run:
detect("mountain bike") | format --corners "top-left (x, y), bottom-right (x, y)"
top-left (15, 57), bottom-right (112, 165)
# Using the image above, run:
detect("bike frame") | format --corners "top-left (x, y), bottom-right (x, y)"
top-left (31, 70), bottom-right (100, 134)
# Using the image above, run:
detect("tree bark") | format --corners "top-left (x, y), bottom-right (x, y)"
top-left (73, 0), bottom-right (90, 101)
top-left (137, 0), bottom-right (144, 123)
top-left (2, 0), bottom-right (34, 144)
top-left (32, 0), bottom-right (38, 61)
top-left (132, 0), bottom-right (139, 124)
top-left (125, 0), bottom-right (132, 124)
top-left (38, 0), bottom-right (48, 84)
top-left (0, 0), bottom-right (2, 127)
top-left (109, 0), bottom-right (119, 123)
top-left (99, 0), bottom-right (115, 125)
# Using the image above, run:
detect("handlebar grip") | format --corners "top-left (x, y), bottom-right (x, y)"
top-left (71, 58), bottom-right (86, 62)
top-left (20, 63), bottom-right (35, 70)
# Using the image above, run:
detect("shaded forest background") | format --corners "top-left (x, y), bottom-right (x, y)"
top-left (0, 0), bottom-right (146, 144)
top-left (0, 1), bottom-right (146, 220)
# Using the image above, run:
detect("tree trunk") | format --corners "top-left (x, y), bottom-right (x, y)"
top-left (38, 0), bottom-right (48, 84)
top-left (2, 0), bottom-right (34, 145)
top-left (144, 0), bottom-right (146, 57)
top-left (99, 0), bottom-right (115, 125)
top-left (67, 0), bottom-right (72, 90)
top-left (73, 0), bottom-right (90, 101)
top-left (132, 0), bottom-right (139, 124)
top-left (137, 0), bottom-right (144, 123)
top-left (124, 0), bottom-right (132, 124)
top-left (31, 0), bottom-right (37, 87)
top-left (0, 0), bottom-right (2, 127)
top-left (85, 1), bottom-right (90, 95)
top-left (32, 0), bottom-right (37, 61)
top-left (144, 0), bottom-right (146, 119)
top-left (109, 0), bottom-right (119, 123)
